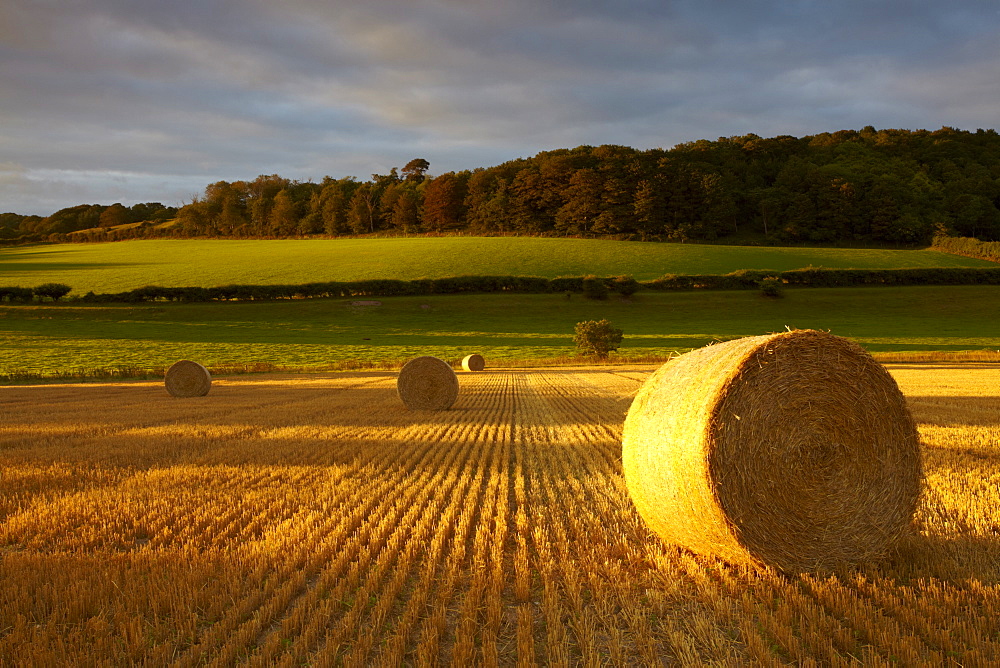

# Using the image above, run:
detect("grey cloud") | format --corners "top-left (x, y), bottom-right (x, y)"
top-left (2, 0), bottom-right (999, 215)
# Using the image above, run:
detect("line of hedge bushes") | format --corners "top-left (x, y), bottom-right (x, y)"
top-left (5, 266), bottom-right (1000, 304)
top-left (0, 283), bottom-right (72, 302)
top-left (932, 235), bottom-right (1000, 263)
top-left (647, 266), bottom-right (1000, 290)
top-left (0, 287), bottom-right (35, 302)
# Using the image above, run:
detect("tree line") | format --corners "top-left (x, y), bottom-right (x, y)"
top-left (4, 126), bottom-right (1000, 246)
top-left (0, 203), bottom-right (177, 243)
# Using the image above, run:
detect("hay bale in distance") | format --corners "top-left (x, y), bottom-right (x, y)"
top-left (164, 360), bottom-right (212, 397)
top-left (397, 356), bottom-right (459, 410)
top-left (622, 329), bottom-right (922, 573)
top-left (461, 354), bottom-right (485, 372)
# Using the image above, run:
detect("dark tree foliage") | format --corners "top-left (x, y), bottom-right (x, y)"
top-left (7, 202), bottom-right (177, 241)
top-left (581, 275), bottom-right (609, 300)
top-left (401, 158), bottom-right (430, 183)
top-left (573, 319), bottom-right (624, 359)
top-left (0, 213), bottom-right (35, 238)
top-left (611, 275), bottom-right (639, 297)
top-left (99, 203), bottom-right (129, 228)
top-left (422, 172), bottom-right (468, 232)
top-left (33, 283), bottom-right (72, 301)
top-left (16, 127), bottom-right (1000, 245)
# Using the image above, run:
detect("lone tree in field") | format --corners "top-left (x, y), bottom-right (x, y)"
top-left (33, 283), bottom-right (72, 302)
top-left (574, 319), bottom-right (624, 359)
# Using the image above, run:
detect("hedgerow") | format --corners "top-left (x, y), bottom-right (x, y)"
top-left (932, 235), bottom-right (1000, 263)
top-left (6, 265), bottom-right (1000, 304)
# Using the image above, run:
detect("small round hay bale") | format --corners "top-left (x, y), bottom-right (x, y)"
top-left (397, 356), bottom-right (459, 410)
top-left (164, 360), bottom-right (212, 397)
top-left (622, 329), bottom-right (922, 573)
top-left (461, 353), bottom-right (485, 372)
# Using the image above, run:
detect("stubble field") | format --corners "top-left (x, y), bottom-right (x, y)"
top-left (1, 363), bottom-right (999, 665)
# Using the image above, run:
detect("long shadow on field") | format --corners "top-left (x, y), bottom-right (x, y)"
top-left (906, 395), bottom-right (1000, 427)
top-left (0, 375), bottom-right (625, 435)
top-left (0, 425), bottom-right (623, 482)
top-left (878, 533), bottom-right (1000, 585)
top-left (212, 373), bottom-right (637, 430)
top-left (0, 381), bottom-right (629, 476)
top-left (0, 261), bottom-right (144, 272)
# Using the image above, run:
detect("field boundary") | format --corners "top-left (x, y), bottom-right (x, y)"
top-left (932, 234), bottom-right (1000, 263)
top-left (5, 266), bottom-right (1000, 304)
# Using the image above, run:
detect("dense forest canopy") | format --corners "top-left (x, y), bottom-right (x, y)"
top-left (4, 126), bottom-right (1000, 245)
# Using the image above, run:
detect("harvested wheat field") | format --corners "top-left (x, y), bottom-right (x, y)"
top-left (1, 364), bottom-right (999, 665)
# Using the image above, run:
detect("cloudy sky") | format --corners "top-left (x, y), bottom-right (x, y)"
top-left (2, 0), bottom-right (999, 216)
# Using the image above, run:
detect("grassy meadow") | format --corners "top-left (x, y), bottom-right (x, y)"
top-left (2, 364), bottom-right (999, 664)
top-left (3, 285), bottom-right (1000, 379)
top-left (0, 237), bottom-right (994, 294)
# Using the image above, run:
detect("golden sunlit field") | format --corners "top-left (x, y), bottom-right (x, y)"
top-left (2, 364), bottom-right (999, 665)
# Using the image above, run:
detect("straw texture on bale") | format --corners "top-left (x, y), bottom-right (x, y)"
top-left (164, 360), bottom-right (212, 397)
top-left (622, 329), bottom-right (922, 573)
top-left (397, 356), bottom-right (459, 410)
top-left (461, 354), bottom-right (485, 372)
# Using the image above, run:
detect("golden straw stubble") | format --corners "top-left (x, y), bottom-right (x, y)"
top-left (622, 329), bottom-right (922, 573)
top-left (397, 356), bottom-right (459, 410)
top-left (461, 354), bottom-right (485, 372)
top-left (164, 360), bottom-right (212, 397)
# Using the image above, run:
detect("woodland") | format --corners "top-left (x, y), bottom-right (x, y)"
top-left (3, 126), bottom-right (1000, 246)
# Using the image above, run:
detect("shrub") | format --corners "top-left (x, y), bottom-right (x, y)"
top-left (611, 275), bottom-right (639, 298)
top-left (932, 234), bottom-right (1000, 263)
top-left (574, 319), bottom-right (624, 359)
top-left (0, 286), bottom-right (34, 302)
top-left (581, 275), bottom-right (609, 300)
top-left (550, 277), bottom-right (583, 293)
top-left (759, 277), bottom-right (784, 298)
top-left (33, 283), bottom-right (72, 301)
top-left (647, 274), bottom-right (695, 290)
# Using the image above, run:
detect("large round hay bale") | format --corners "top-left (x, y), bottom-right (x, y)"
top-left (397, 356), bottom-right (459, 410)
top-left (461, 354), bottom-right (485, 372)
top-left (622, 329), bottom-right (922, 573)
top-left (164, 360), bottom-right (212, 397)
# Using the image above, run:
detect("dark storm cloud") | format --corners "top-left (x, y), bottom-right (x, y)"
top-left (1, 0), bottom-right (998, 214)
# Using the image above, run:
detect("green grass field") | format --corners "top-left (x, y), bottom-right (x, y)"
top-left (0, 238), bottom-right (993, 294)
top-left (4, 286), bottom-right (999, 379)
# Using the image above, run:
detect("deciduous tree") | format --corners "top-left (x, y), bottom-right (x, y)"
top-left (401, 158), bottom-right (430, 183)
top-left (422, 172), bottom-right (467, 232)
top-left (573, 319), bottom-right (623, 358)
top-left (99, 203), bottom-right (129, 228)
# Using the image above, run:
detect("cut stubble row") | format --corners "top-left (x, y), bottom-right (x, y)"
top-left (1, 365), bottom-right (999, 664)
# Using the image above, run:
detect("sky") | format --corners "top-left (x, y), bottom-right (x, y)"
top-left (2, 0), bottom-right (999, 216)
